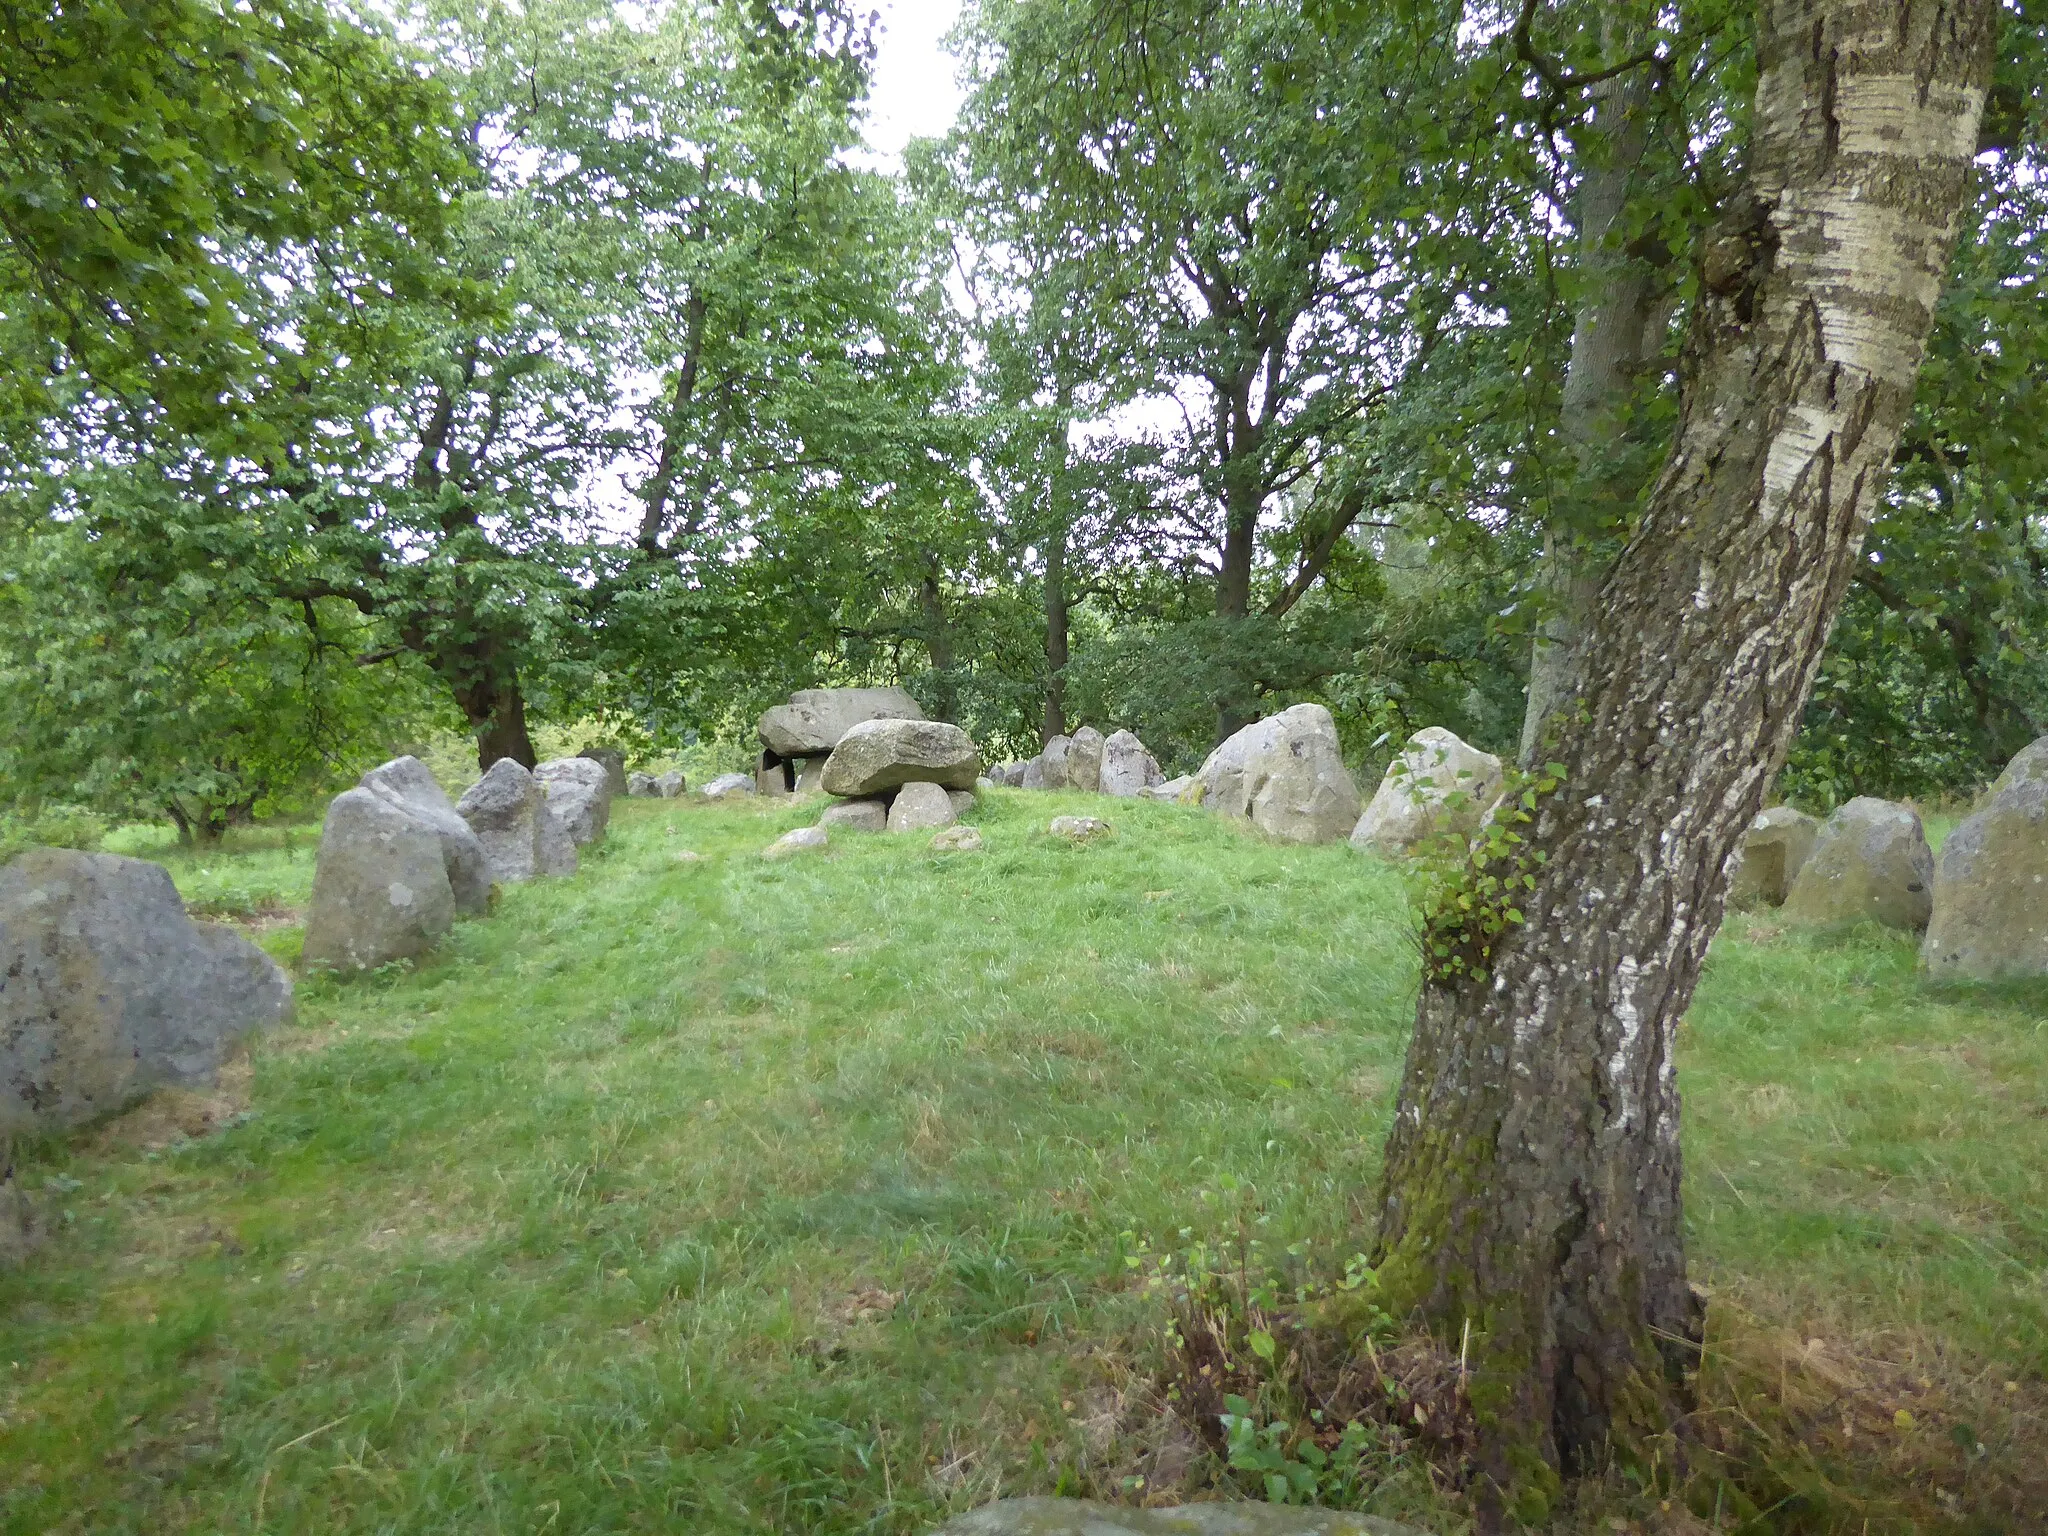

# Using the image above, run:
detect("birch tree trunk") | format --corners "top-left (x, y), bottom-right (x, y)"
top-left (1370, 0), bottom-right (1996, 1517)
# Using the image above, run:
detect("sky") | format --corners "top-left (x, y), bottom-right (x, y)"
top-left (857, 0), bottom-right (969, 162)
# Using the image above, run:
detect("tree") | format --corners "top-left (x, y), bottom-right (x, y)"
top-left (1368, 0), bottom-right (1998, 1520)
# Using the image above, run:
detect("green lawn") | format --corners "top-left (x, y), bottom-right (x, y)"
top-left (4, 792), bottom-right (2045, 1533)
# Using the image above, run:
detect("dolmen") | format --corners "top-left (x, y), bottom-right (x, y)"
top-left (1350, 726), bottom-right (1504, 857)
top-left (804, 718), bottom-right (982, 836)
top-left (1014, 725), bottom-right (1165, 797)
top-left (1924, 734), bottom-right (2048, 978)
top-left (1188, 704), bottom-right (1360, 844)
top-left (756, 686), bottom-right (927, 795)
top-left (2, 847), bottom-right (292, 1133)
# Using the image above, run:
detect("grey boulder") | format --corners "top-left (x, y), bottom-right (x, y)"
top-left (795, 757), bottom-right (829, 794)
top-left (1350, 727), bottom-right (1504, 859)
top-left (758, 687), bottom-right (926, 758)
top-left (1066, 726), bottom-right (1106, 793)
top-left (1193, 704), bottom-right (1362, 845)
top-left (456, 758), bottom-right (576, 883)
top-left (1141, 775), bottom-right (1195, 803)
top-left (822, 719), bottom-right (980, 796)
top-left (655, 770), bottom-right (686, 798)
top-left (926, 1498), bottom-right (1420, 1535)
top-left (1036, 734), bottom-right (1072, 790)
top-left (888, 781), bottom-right (958, 833)
top-left (535, 758), bottom-right (613, 846)
top-left (763, 826), bottom-right (829, 860)
top-left (819, 798), bottom-right (888, 832)
top-left (578, 747), bottom-right (628, 798)
top-left (1924, 736), bottom-right (2048, 978)
top-left (304, 789), bottom-right (457, 972)
top-left (360, 756), bottom-right (492, 914)
top-left (2, 849), bottom-right (292, 1134)
top-left (1727, 806), bottom-right (1820, 909)
top-left (702, 772), bottom-right (756, 799)
top-left (1783, 797), bottom-right (1934, 932)
top-left (627, 772), bottom-right (660, 798)
top-left (1019, 756), bottom-right (1048, 790)
top-left (1098, 730), bottom-right (1165, 797)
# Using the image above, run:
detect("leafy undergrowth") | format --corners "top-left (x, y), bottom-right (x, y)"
top-left (3, 792), bottom-right (2044, 1533)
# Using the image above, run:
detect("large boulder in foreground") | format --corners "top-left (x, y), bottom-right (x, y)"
top-left (1350, 727), bottom-right (1504, 858)
top-left (1727, 805), bottom-right (1819, 909)
top-left (360, 756), bottom-right (492, 914)
top-left (534, 757), bottom-right (612, 846)
top-left (822, 719), bottom-right (980, 796)
top-left (1098, 729), bottom-right (1165, 797)
top-left (304, 789), bottom-right (459, 972)
top-left (1192, 703), bottom-right (1361, 845)
top-left (1924, 736), bottom-right (2048, 979)
top-left (456, 758), bottom-right (576, 883)
top-left (2, 849), bottom-right (293, 1134)
top-left (758, 686), bottom-right (926, 758)
top-left (1783, 797), bottom-right (1934, 932)
top-left (926, 1497), bottom-right (1421, 1535)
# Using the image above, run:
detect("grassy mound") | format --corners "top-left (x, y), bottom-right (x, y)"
top-left (3, 792), bottom-right (2043, 1533)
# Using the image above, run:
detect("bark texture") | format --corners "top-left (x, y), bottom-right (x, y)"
top-left (1372, 0), bottom-right (1995, 1515)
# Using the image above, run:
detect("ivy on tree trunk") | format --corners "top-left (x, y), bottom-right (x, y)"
top-left (1370, 0), bottom-right (1998, 1520)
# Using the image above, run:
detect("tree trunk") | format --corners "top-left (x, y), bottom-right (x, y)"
top-left (1371, 0), bottom-right (1995, 1519)
top-left (920, 564), bottom-right (960, 724)
top-left (1519, 53), bottom-right (1669, 765)
top-left (1214, 475), bottom-right (1261, 742)
top-left (457, 668), bottom-right (536, 772)
top-left (1043, 529), bottom-right (1070, 744)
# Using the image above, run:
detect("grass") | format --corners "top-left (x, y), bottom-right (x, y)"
top-left (3, 790), bottom-right (2045, 1534)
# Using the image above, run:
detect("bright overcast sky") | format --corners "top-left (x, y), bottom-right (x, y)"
top-left (858, 0), bottom-right (968, 161)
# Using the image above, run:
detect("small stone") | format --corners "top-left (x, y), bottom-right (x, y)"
top-left (948, 788), bottom-right (977, 817)
top-left (673, 850), bottom-right (705, 863)
top-left (1727, 805), bottom-right (1819, 909)
top-left (932, 825), bottom-right (984, 852)
top-left (819, 798), bottom-right (887, 832)
top-left (627, 772), bottom-right (660, 798)
top-left (702, 772), bottom-right (756, 799)
top-left (1049, 815), bottom-right (1112, 841)
top-left (1140, 775), bottom-right (1194, 802)
top-left (924, 1497), bottom-right (1423, 1535)
top-left (655, 770), bottom-right (686, 798)
top-left (763, 826), bottom-right (829, 860)
top-left (888, 780), bottom-right (958, 832)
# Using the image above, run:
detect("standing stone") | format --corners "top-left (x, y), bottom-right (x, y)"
top-left (655, 770), bottom-right (686, 798)
top-left (702, 772), bottom-right (756, 799)
top-left (758, 687), bottom-right (927, 758)
top-left (821, 719), bottom-right (980, 796)
top-left (1193, 703), bottom-right (1362, 845)
top-left (456, 758), bottom-right (576, 883)
top-left (2, 849), bottom-right (293, 1134)
top-left (628, 772), bottom-right (659, 798)
top-left (795, 757), bottom-right (828, 794)
top-left (990, 761), bottom-right (1029, 787)
top-left (578, 747), bottom-right (628, 799)
top-left (1727, 805), bottom-right (1820, 909)
top-left (1783, 797), bottom-right (1935, 932)
top-left (1924, 736), bottom-right (2048, 978)
top-left (1019, 757), bottom-right (1048, 790)
top-left (360, 756), bottom-right (493, 915)
top-left (1098, 730), bottom-right (1164, 797)
top-left (534, 758), bottom-right (613, 846)
top-left (1038, 735), bottom-right (1072, 790)
top-left (819, 798), bottom-right (888, 832)
top-left (888, 781), bottom-right (958, 832)
top-left (303, 789), bottom-right (457, 972)
top-left (1065, 726), bottom-right (1106, 793)
top-left (1349, 727), bottom-right (1506, 859)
